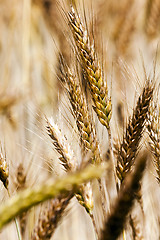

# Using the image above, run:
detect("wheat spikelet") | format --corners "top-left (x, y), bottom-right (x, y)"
top-left (68, 6), bottom-right (112, 129)
top-left (145, 0), bottom-right (160, 37)
top-left (116, 81), bottom-right (153, 183)
top-left (46, 117), bottom-right (77, 171)
top-left (147, 102), bottom-right (160, 183)
top-left (0, 146), bottom-right (9, 189)
top-left (31, 195), bottom-right (72, 240)
top-left (100, 153), bottom-right (147, 240)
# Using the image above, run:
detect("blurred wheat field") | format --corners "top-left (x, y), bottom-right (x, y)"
top-left (0, 0), bottom-right (160, 240)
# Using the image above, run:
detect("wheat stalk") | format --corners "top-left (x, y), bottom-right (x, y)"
top-left (59, 56), bottom-right (111, 220)
top-left (68, 6), bottom-right (112, 130)
top-left (59, 55), bottom-right (102, 164)
top-left (100, 153), bottom-right (147, 240)
top-left (67, 6), bottom-right (117, 201)
top-left (46, 116), bottom-right (95, 217)
top-left (116, 80), bottom-right (153, 183)
top-left (46, 116), bottom-right (94, 213)
top-left (0, 162), bottom-right (107, 230)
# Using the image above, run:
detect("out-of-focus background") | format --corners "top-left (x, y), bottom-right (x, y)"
top-left (0, 0), bottom-right (160, 239)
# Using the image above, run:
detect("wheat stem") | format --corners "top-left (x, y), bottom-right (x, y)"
top-left (0, 163), bottom-right (107, 230)
top-left (100, 153), bottom-right (147, 240)
top-left (7, 190), bottom-right (22, 240)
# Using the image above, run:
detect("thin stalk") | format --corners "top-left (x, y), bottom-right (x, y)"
top-left (7, 190), bottom-right (22, 240)
top-left (107, 126), bottom-right (118, 189)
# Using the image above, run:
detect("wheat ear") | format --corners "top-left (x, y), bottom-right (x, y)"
top-left (67, 6), bottom-right (117, 197)
top-left (67, 7), bottom-right (118, 194)
top-left (116, 81), bottom-right (153, 183)
top-left (46, 116), bottom-right (94, 214)
top-left (59, 56), bottom-right (111, 218)
top-left (46, 117), bottom-right (77, 171)
top-left (147, 102), bottom-right (160, 183)
top-left (59, 56), bottom-right (101, 164)
top-left (100, 153), bottom-right (147, 240)
top-left (68, 7), bottom-right (112, 130)
top-left (0, 162), bottom-right (106, 230)
top-left (31, 194), bottom-right (72, 240)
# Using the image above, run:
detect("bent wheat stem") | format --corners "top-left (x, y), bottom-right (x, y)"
top-left (0, 163), bottom-right (107, 230)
